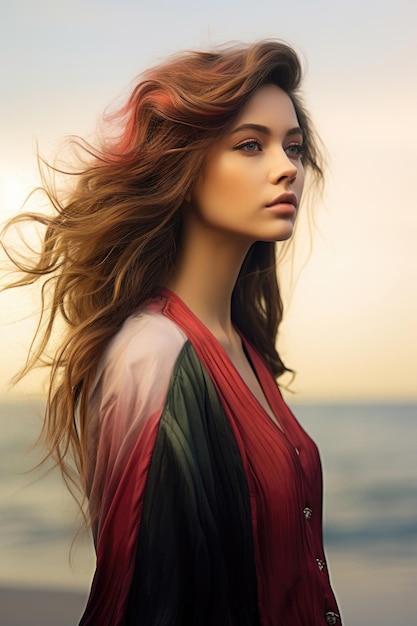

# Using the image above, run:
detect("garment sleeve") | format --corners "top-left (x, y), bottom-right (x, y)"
top-left (79, 313), bottom-right (187, 625)
top-left (80, 335), bottom-right (260, 626)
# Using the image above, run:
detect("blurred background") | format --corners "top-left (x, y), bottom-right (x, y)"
top-left (1, 1), bottom-right (416, 624)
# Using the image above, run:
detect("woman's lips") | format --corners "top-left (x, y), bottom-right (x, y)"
top-left (265, 192), bottom-right (298, 215)
top-left (265, 192), bottom-right (298, 209)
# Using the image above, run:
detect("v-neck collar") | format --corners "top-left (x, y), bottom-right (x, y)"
top-left (160, 289), bottom-right (288, 436)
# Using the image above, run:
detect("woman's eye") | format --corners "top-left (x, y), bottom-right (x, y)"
top-left (234, 140), bottom-right (262, 153)
top-left (285, 144), bottom-right (305, 159)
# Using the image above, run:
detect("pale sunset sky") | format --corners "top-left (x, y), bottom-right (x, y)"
top-left (1, 0), bottom-right (416, 401)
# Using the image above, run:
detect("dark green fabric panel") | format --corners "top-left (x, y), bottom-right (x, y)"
top-left (126, 341), bottom-right (260, 626)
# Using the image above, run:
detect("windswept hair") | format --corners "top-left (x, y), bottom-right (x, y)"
top-left (1, 40), bottom-right (324, 511)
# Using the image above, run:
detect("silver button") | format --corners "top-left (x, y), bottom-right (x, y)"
top-left (316, 558), bottom-right (326, 571)
top-left (325, 611), bottom-right (340, 625)
top-left (303, 507), bottom-right (313, 520)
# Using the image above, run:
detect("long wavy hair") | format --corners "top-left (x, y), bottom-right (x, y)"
top-left (2, 40), bottom-right (324, 511)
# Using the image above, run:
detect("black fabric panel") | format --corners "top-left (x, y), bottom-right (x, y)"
top-left (125, 341), bottom-right (261, 626)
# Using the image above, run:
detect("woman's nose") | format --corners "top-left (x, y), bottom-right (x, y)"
top-left (268, 150), bottom-right (298, 185)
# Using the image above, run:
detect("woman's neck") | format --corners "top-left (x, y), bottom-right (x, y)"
top-left (167, 222), bottom-right (250, 348)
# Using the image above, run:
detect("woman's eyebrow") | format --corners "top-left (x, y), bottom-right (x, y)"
top-left (286, 126), bottom-right (303, 138)
top-left (231, 123), bottom-right (303, 139)
top-left (231, 123), bottom-right (271, 135)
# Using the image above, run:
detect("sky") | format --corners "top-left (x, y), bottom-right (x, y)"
top-left (1, 0), bottom-right (416, 401)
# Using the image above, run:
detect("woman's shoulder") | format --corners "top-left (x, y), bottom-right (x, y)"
top-left (87, 305), bottom-right (189, 448)
top-left (102, 305), bottom-right (188, 381)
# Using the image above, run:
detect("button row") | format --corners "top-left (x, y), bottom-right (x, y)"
top-left (302, 505), bottom-right (337, 623)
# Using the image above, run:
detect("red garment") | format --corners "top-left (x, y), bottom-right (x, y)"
top-left (163, 291), bottom-right (340, 625)
top-left (80, 291), bottom-right (341, 625)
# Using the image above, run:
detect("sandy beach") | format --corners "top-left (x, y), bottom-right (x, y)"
top-left (0, 586), bottom-right (88, 626)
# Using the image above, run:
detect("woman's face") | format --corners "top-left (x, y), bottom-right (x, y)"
top-left (191, 84), bottom-right (305, 245)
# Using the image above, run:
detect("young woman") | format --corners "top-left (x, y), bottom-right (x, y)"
top-left (3, 41), bottom-right (341, 625)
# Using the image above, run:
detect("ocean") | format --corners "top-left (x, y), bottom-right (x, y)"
top-left (1, 400), bottom-right (416, 625)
